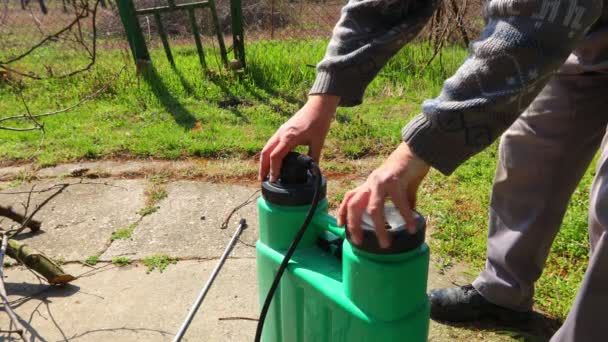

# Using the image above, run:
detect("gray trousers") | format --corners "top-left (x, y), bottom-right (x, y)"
top-left (471, 72), bottom-right (608, 342)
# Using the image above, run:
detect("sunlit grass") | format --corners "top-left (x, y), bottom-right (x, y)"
top-left (0, 40), bottom-right (466, 165)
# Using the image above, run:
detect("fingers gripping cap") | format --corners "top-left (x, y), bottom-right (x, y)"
top-left (346, 204), bottom-right (426, 254)
top-left (262, 152), bottom-right (326, 206)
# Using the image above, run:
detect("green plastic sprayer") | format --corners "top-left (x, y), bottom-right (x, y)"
top-left (255, 152), bottom-right (430, 342)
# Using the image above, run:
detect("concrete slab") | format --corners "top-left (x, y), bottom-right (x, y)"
top-left (0, 258), bottom-right (521, 342)
top-left (2, 259), bottom-right (258, 342)
top-left (0, 180), bottom-right (145, 261)
top-left (0, 159), bottom-right (259, 183)
top-left (0, 181), bottom-right (12, 191)
top-left (0, 164), bottom-right (33, 182)
top-left (0, 173), bottom-right (557, 341)
top-left (101, 181), bottom-right (259, 260)
top-left (35, 160), bottom-right (188, 179)
top-left (0, 160), bottom-right (201, 181)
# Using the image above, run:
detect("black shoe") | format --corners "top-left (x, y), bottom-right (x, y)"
top-left (429, 284), bottom-right (531, 323)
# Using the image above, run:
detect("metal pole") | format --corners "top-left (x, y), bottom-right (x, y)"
top-left (208, 0), bottom-right (228, 66)
top-left (173, 219), bottom-right (248, 342)
top-left (116, 0), bottom-right (150, 63)
top-left (230, 0), bottom-right (246, 67)
top-left (154, 12), bottom-right (175, 67)
top-left (188, 7), bottom-right (207, 69)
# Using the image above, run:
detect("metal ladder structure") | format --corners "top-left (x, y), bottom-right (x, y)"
top-left (117, 0), bottom-right (245, 70)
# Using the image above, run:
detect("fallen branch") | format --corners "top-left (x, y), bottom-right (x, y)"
top-left (0, 181), bottom-right (122, 195)
top-left (0, 235), bottom-right (27, 341)
top-left (0, 329), bottom-right (25, 333)
top-left (0, 206), bottom-right (41, 232)
top-left (6, 239), bottom-right (76, 284)
top-left (6, 183), bottom-right (68, 238)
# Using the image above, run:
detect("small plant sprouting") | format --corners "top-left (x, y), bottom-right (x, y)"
top-left (85, 255), bottom-right (99, 266)
top-left (142, 254), bottom-right (178, 273)
top-left (149, 188), bottom-right (168, 203)
top-left (138, 205), bottom-right (159, 217)
top-left (111, 223), bottom-right (137, 241)
top-left (148, 171), bottom-right (172, 185)
top-left (112, 256), bottom-right (131, 267)
top-left (144, 176), bottom-right (169, 207)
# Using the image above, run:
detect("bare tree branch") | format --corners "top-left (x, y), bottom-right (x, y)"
top-left (0, 0), bottom-right (101, 79)
top-left (0, 64), bottom-right (42, 80)
top-left (0, 180), bottom-right (126, 245)
top-left (0, 207), bottom-right (40, 232)
top-left (0, 3), bottom-right (88, 65)
top-left (0, 65), bottom-right (124, 137)
top-left (0, 126), bottom-right (40, 132)
top-left (6, 183), bottom-right (68, 238)
top-left (449, 0), bottom-right (470, 47)
top-left (0, 329), bottom-right (25, 334)
top-left (0, 0), bottom-right (8, 25)
top-left (0, 181), bottom-right (123, 195)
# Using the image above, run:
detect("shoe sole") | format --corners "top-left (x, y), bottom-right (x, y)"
top-left (431, 305), bottom-right (532, 324)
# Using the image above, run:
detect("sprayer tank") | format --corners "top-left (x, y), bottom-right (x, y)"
top-left (256, 196), bottom-right (430, 342)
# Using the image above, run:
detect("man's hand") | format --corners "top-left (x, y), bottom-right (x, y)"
top-left (338, 143), bottom-right (430, 248)
top-left (259, 95), bottom-right (340, 182)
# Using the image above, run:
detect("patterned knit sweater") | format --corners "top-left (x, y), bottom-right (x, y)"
top-left (310, 0), bottom-right (607, 175)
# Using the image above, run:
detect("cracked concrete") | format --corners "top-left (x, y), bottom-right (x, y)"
top-left (2, 260), bottom-right (259, 342)
top-left (0, 161), bottom-right (555, 341)
top-left (0, 180), bottom-right (145, 261)
top-left (101, 181), bottom-right (259, 261)
top-left (1, 258), bottom-right (519, 342)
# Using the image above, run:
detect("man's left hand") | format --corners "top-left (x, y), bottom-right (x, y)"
top-left (337, 142), bottom-right (430, 248)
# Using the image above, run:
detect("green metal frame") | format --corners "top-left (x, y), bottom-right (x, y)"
top-left (117, 0), bottom-right (150, 64)
top-left (230, 0), bottom-right (245, 68)
top-left (117, 0), bottom-right (245, 70)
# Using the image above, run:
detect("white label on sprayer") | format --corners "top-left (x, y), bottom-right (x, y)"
top-left (361, 203), bottom-right (407, 231)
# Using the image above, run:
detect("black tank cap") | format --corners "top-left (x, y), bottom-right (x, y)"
top-left (261, 152), bottom-right (327, 206)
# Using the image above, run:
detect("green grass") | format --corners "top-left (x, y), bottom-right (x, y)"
top-left (142, 254), bottom-right (178, 273)
top-left (84, 255), bottom-right (99, 266)
top-left (112, 256), bottom-right (132, 267)
top-left (0, 41), bottom-right (466, 166)
top-left (111, 223), bottom-right (137, 241)
top-left (138, 205), bottom-right (159, 217)
top-left (149, 187), bottom-right (168, 203)
top-left (0, 39), bottom-right (592, 319)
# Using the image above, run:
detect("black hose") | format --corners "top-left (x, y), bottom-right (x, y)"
top-left (254, 162), bottom-right (323, 342)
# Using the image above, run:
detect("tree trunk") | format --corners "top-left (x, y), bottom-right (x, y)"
top-left (6, 239), bottom-right (75, 284)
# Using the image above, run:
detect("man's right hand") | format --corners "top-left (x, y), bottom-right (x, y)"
top-left (259, 95), bottom-right (340, 182)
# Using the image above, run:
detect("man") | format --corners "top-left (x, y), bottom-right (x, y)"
top-left (258, 0), bottom-right (607, 341)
